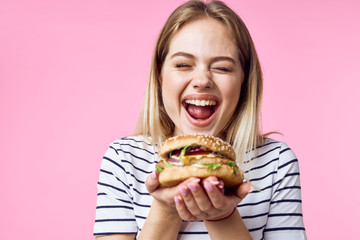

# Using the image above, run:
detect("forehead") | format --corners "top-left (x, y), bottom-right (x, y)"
top-left (168, 18), bottom-right (238, 58)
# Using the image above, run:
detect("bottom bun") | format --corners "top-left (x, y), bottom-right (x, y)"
top-left (158, 164), bottom-right (243, 187)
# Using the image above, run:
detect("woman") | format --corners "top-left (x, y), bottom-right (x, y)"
top-left (94, 1), bottom-right (306, 239)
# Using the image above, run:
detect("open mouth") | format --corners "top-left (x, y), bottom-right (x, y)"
top-left (182, 99), bottom-right (218, 120)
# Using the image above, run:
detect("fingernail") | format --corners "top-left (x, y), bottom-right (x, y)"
top-left (187, 183), bottom-right (197, 192)
top-left (151, 171), bottom-right (157, 180)
top-left (192, 179), bottom-right (201, 184)
top-left (174, 196), bottom-right (181, 206)
top-left (217, 184), bottom-right (224, 189)
top-left (204, 181), bottom-right (213, 191)
top-left (209, 180), bottom-right (219, 185)
top-left (179, 186), bottom-right (188, 196)
top-left (249, 186), bottom-right (254, 193)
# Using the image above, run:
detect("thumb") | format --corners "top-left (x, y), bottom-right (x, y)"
top-left (236, 182), bottom-right (253, 201)
top-left (146, 171), bottom-right (161, 193)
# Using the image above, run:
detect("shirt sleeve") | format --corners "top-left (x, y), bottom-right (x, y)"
top-left (264, 142), bottom-right (307, 240)
top-left (93, 142), bottom-right (138, 236)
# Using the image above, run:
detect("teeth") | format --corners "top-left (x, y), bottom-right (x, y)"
top-left (185, 99), bottom-right (216, 106)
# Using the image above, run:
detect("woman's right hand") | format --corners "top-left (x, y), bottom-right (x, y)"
top-left (145, 170), bottom-right (200, 212)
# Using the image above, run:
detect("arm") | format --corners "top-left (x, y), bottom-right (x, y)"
top-left (96, 200), bottom-right (182, 240)
top-left (94, 142), bottom-right (139, 238)
top-left (95, 140), bottom-right (188, 239)
top-left (96, 234), bottom-right (135, 240)
top-left (138, 200), bottom-right (182, 240)
top-left (263, 143), bottom-right (306, 239)
top-left (137, 171), bottom-right (189, 239)
top-left (204, 210), bottom-right (251, 240)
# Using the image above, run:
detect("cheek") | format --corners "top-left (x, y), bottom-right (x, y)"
top-left (162, 72), bottom-right (187, 100)
top-left (218, 78), bottom-right (242, 122)
top-left (161, 73), bottom-right (184, 114)
top-left (221, 78), bottom-right (241, 102)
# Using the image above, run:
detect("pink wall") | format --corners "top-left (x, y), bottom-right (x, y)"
top-left (1, 0), bottom-right (359, 239)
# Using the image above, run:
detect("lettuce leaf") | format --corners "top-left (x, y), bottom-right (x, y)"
top-left (179, 145), bottom-right (191, 164)
top-left (202, 163), bottom-right (221, 171)
top-left (163, 159), bottom-right (173, 168)
top-left (227, 161), bottom-right (237, 176)
top-left (156, 165), bottom-right (163, 172)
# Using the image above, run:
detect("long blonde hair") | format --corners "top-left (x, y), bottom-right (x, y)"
top-left (134, 0), bottom-right (264, 166)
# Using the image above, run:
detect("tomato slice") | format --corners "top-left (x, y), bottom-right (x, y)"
top-left (169, 146), bottom-right (213, 157)
top-left (185, 150), bottom-right (213, 156)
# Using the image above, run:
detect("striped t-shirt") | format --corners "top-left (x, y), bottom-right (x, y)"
top-left (94, 136), bottom-right (307, 239)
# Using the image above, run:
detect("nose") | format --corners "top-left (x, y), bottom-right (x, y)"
top-left (191, 67), bottom-right (213, 89)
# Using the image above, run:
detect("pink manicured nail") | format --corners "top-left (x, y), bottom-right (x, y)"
top-left (179, 187), bottom-right (188, 196)
top-left (204, 181), bottom-right (213, 191)
top-left (151, 171), bottom-right (157, 180)
top-left (209, 180), bottom-right (219, 185)
top-left (249, 186), bottom-right (254, 193)
top-left (192, 179), bottom-right (201, 184)
top-left (187, 183), bottom-right (197, 192)
top-left (174, 196), bottom-right (181, 206)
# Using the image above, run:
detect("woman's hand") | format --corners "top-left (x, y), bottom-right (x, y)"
top-left (145, 170), bottom-right (198, 214)
top-left (173, 176), bottom-right (253, 221)
top-left (146, 170), bottom-right (252, 221)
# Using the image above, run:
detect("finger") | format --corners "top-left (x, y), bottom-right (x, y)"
top-left (187, 180), bottom-right (212, 212)
top-left (203, 180), bottom-right (227, 209)
top-left (178, 180), bottom-right (207, 218)
top-left (202, 176), bottom-right (224, 193)
top-left (174, 195), bottom-right (195, 221)
top-left (236, 182), bottom-right (254, 201)
top-left (145, 171), bottom-right (160, 193)
top-left (179, 186), bottom-right (202, 216)
top-left (215, 179), bottom-right (225, 194)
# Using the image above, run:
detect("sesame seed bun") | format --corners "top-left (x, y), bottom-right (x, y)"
top-left (158, 134), bottom-right (236, 160)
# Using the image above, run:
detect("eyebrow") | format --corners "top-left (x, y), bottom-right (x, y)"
top-left (170, 52), bottom-right (195, 59)
top-left (212, 56), bottom-right (236, 64)
top-left (170, 52), bottom-right (236, 64)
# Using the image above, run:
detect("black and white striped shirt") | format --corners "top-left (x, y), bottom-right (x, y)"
top-left (94, 136), bottom-right (306, 239)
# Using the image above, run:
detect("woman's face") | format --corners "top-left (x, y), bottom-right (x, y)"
top-left (161, 18), bottom-right (243, 138)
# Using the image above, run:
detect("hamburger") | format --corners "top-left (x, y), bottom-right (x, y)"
top-left (156, 134), bottom-right (244, 187)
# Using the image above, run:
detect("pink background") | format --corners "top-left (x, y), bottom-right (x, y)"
top-left (1, 0), bottom-right (359, 239)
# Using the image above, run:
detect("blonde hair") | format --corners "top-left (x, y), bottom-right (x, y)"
top-left (134, 0), bottom-right (264, 166)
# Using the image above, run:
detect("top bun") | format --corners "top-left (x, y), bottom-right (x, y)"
top-left (158, 134), bottom-right (236, 160)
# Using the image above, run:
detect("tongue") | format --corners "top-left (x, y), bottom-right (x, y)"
top-left (187, 105), bottom-right (214, 119)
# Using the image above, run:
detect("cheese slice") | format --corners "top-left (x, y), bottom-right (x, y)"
top-left (169, 153), bottom-right (218, 165)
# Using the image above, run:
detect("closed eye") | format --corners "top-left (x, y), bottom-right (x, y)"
top-left (214, 67), bottom-right (231, 72)
top-left (176, 63), bottom-right (192, 68)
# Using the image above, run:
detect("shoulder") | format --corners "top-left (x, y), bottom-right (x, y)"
top-left (245, 138), bottom-right (299, 180)
top-left (100, 135), bottom-right (158, 183)
top-left (102, 135), bottom-right (158, 169)
top-left (256, 138), bottom-right (301, 181)
top-left (110, 135), bottom-right (153, 147)
top-left (255, 138), bottom-right (297, 161)
top-left (109, 135), bottom-right (157, 156)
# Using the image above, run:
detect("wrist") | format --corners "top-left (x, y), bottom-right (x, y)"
top-left (151, 199), bottom-right (181, 219)
top-left (205, 207), bottom-right (237, 222)
top-left (204, 208), bottom-right (252, 240)
top-left (139, 200), bottom-right (181, 240)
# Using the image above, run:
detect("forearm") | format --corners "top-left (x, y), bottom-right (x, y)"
top-left (138, 200), bottom-right (182, 240)
top-left (204, 210), bottom-right (252, 240)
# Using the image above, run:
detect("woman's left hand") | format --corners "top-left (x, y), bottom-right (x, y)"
top-left (173, 176), bottom-right (252, 221)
